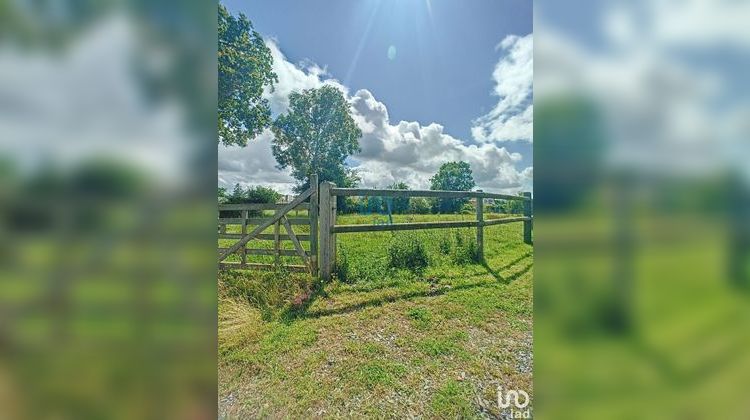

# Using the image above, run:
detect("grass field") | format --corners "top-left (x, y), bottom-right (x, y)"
top-left (218, 213), bottom-right (533, 418)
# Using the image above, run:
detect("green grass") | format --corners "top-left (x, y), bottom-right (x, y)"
top-left (218, 213), bottom-right (533, 418)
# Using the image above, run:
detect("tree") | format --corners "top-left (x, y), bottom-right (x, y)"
top-left (496, 198), bottom-right (524, 214)
top-left (222, 184), bottom-right (281, 217)
top-left (219, 4), bottom-right (277, 146)
top-left (408, 197), bottom-right (431, 214)
top-left (245, 185), bottom-right (281, 205)
top-left (271, 85), bottom-right (362, 191)
top-left (365, 196), bottom-right (384, 214)
top-left (229, 183), bottom-right (245, 201)
top-left (387, 182), bottom-right (410, 213)
top-left (429, 161), bottom-right (476, 213)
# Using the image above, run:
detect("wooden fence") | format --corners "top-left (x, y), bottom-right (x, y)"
top-left (218, 177), bottom-right (532, 280)
top-left (218, 175), bottom-right (319, 274)
top-left (317, 182), bottom-right (532, 281)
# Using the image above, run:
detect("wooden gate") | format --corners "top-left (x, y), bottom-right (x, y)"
top-left (218, 175), bottom-right (319, 274)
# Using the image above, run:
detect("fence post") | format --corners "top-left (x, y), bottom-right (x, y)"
top-left (523, 192), bottom-right (532, 244)
top-left (476, 190), bottom-right (484, 261)
top-left (240, 209), bottom-right (248, 265)
top-left (319, 182), bottom-right (333, 281)
top-left (274, 220), bottom-right (280, 265)
top-left (332, 192), bottom-right (338, 268)
top-left (309, 174), bottom-right (319, 276)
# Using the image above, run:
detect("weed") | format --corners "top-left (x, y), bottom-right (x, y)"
top-left (334, 247), bottom-right (351, 283)
top-left (407, 307), bottom-right (433, 329)
top-left (354, 360), bottom-right (407, 389)
top-left (452, 231), bottom-right (480, 264)
top-left (388, 233), bottom-right (429, 273)
top-left (429, 380), bottom-right (474, 419)
top-left (416, 337), bottom-right (460, 357)
top-left (438, 233), bottom-right (452, 255)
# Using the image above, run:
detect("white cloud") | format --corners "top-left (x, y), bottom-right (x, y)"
top-left (217, 129), bottom-right (297, 194)
top-left (264, 40), bottom-right (347, 117)
top-left (0, 16), bottom-right (191, 185)
top-left (350, 89), bottom-right (531, 192)
top-left (471, 33), bottom-right (533, 143)
top-left (218, 38), bottom-right (533, 195)
top-left (535, 4), bottom-right (745, 176)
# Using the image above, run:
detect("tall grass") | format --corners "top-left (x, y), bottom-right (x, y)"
top-left (219, 267), bottom-right (314, 320)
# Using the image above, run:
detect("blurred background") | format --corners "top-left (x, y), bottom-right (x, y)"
top-left (0, 1), bottom-right (217, 418)
top-left (2, 0), bottom-right (749, 418)
top-left (534, 0), bottom-right (750, 418)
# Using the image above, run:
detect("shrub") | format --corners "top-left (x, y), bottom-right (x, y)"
top-left (388, 234), bottom-right (429, 273)
top-left (459, 203), bottom-right (475, 214)
top-left (334, 247), bottom-right (351, 283)
top-left (365, 196), bottom-right (384, 213)
top-left (408, 197), bottom-right (431, 214)
top-left (438, 233), bottom-right (452, 255)
top-left (452, 231), bottom-right (480, 264)
top-left (221, 184), bottom-right (282, 217)
top-left (387, 182), bottom-right (411, 213)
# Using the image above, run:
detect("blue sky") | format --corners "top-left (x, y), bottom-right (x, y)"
top-left (219, 0), bottom-right (533, 194)
top-left (224, 0), bottom-right (530, 141)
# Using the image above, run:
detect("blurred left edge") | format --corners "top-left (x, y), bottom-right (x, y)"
top-left (0, 1), bottom-right (218, 419)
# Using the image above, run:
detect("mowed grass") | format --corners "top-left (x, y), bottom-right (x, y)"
top-left (218, 213), bottom-right (533, 418)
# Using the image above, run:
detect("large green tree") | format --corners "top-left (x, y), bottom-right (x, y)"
top-left (429, 161), bottom-right (476, 213)
top-left (271, 85), bottom-right (362, 192)
top-left (218, 4), bottom-right (277, 146)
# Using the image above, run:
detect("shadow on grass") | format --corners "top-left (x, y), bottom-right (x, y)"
top-left (482, 259), bottom-right (533, 284)
top-left (290, 260), bottom-right (533, 321)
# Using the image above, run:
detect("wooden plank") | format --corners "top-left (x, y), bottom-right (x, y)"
top-left (523, 192), bottom-right (532, 244)
top-left (476, 191), bottom-right (484, 261)
top-left (274, 221), bottom-right (281, 265)
top-left (483, 217), bottom-right (529, 227)
top-left (218, 233), bottom-right (311, 241)
top-left (330, 188), bottom-right (530, 201)
top-left (331, 188), bottom-right (473, 199)
top-left (219, 217), bottom-right (309, 226)
top-left (219, 187), bottom-right (313, 261)
top-left (332, 191), bottom-right (338, 268)
top-left (240, 210), bottom-right (248, 265)
top-left (218, 248), bottom-right (301, 257)
top-left (309, 174), bottom-right (319, 277)
top-left (479, 192), bottom-right (530, 202)
top-left (282, 216), bottom-right (310, 269)
top-left (219, 203), bottom-right (310, 211)
top-left (219, 262), bottom-right (309, 272)
top-left (332, 220), bottom-right (479, 233)
top-left (319, 182), bottom-right (333, 281)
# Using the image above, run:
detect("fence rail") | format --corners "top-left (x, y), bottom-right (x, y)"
top-left (218, 177), bottom-right (532, 281)
top-left (218, 217), bottom-right (310, 226)
top-left (330, 187), bottom-right (530, 201)
top-left (219, 262), bottom-right (309, 272)
top-left (218, 233), bottom-right (311, 241)
top-left (218, 202), bottom-right (310, 211)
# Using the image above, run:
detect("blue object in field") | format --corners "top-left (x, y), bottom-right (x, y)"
top-left (360, 195), bottom-right (393, 224)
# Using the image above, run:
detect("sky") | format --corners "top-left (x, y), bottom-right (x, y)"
top-left (534, 0), bottom-right (750, 178)
top-left (219, 0), bottom-right (534, 194)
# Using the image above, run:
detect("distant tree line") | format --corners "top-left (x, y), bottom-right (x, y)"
top-left (218, 162), bottom-right (528, 216)
top-left (218, 183), bottom-right (281, 217)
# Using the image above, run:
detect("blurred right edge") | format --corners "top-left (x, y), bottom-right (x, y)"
top-left (533, 1), bottom-right (750, 419)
